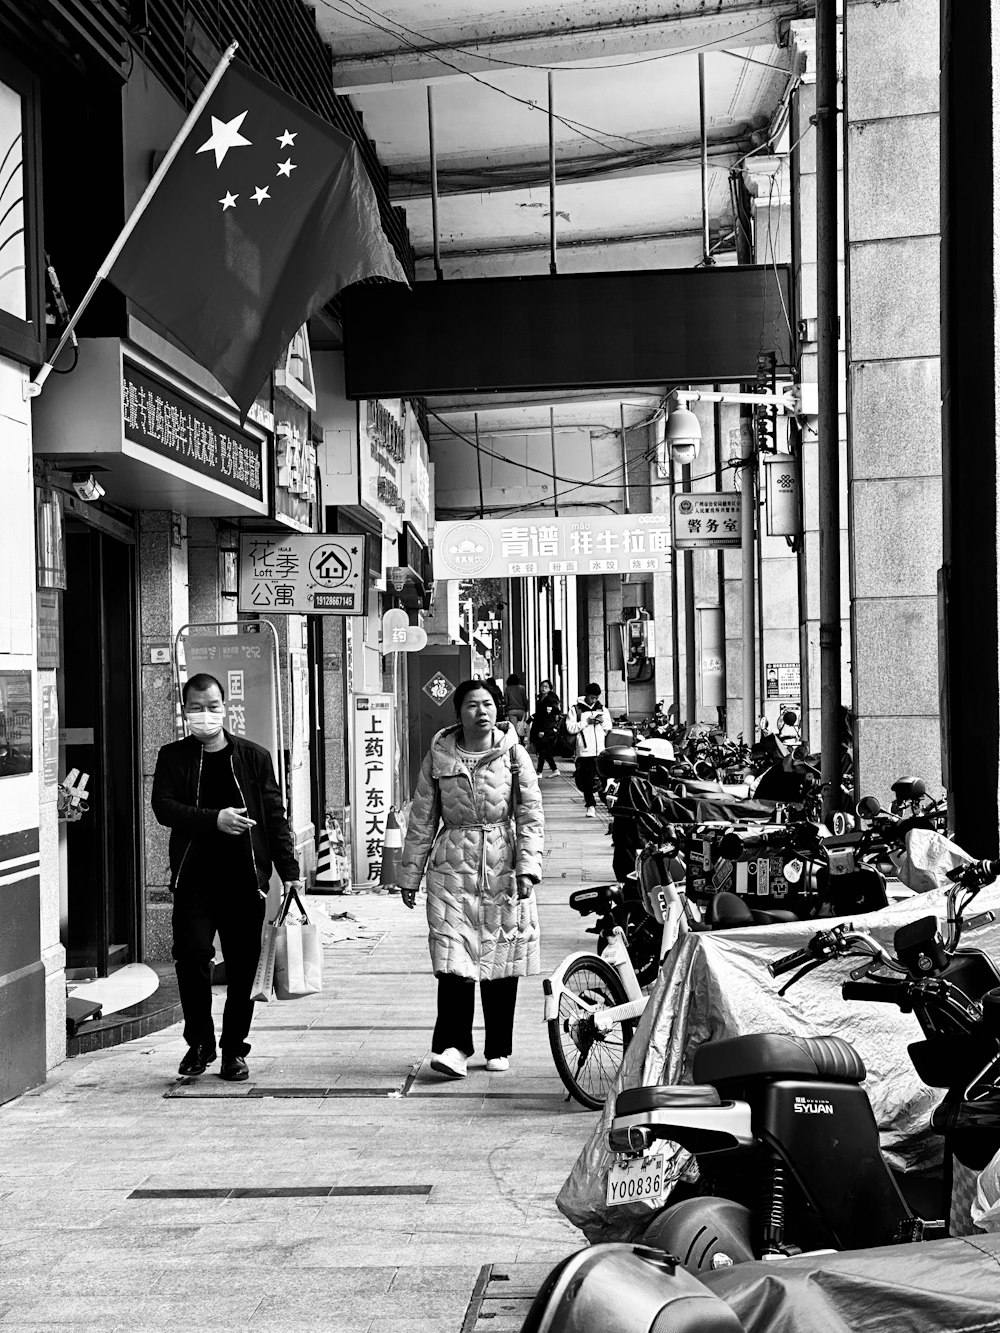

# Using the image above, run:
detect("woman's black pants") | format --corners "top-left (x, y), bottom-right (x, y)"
top-left (432, 973), bottom-right (519, 1059)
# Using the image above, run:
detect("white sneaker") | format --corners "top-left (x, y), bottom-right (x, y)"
top-left (430, 1048), bottom-right (468, 1078)
top-left (585, 807), bottom-right (597, 818)
top-left (485, 1057), bottom-right (510, 1073)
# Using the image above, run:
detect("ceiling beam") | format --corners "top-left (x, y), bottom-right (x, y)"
top-left (387, 140), bottom-right (744, 200)
top-left (329, 4), bottom-right (802, 91)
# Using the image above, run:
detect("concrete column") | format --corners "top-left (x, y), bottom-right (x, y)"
top-left (787, 24), bottom-right (851, 755)
top-left (138, 510), bottom-right (188, 961)
top-left (844, 0), bottom-right (942, 805)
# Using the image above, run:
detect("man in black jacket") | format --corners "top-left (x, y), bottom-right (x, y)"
top-left (152, 672), bottom-right (301, 1081)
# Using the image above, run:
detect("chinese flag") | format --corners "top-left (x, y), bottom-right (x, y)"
top-left (108, 60), bottom-right (407, 413)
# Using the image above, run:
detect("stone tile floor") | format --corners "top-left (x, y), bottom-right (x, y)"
top-left (0, 766), bottom-right (614, 1331)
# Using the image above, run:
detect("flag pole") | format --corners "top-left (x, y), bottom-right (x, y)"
top-left (25, 40), bottom-right (240, 400)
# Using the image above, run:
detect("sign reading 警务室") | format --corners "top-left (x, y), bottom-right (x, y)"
top-left (672, 493), bottom-right (742, 550)
top-left (238, 533), bottom-right (366, 614)
top-left (433, 513), bottom-right (676, 581)
top-left (351, 694), bottom-right (396, 886)
top-left (122, 360), bottom-right (264, 501)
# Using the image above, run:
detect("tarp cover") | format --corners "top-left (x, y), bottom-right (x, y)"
top-left (702, 1233), bottom-right (1000, 1333)
top-left (556, 879), bottom-right (1000, 1243)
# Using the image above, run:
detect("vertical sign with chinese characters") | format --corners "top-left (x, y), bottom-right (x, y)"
top-left (351, 693), bottom-right (396, 886)
top-left (182, 632), bottom-right (280, 783)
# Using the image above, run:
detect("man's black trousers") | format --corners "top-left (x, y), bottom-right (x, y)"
top-left (171, 880), bottom-right (266, 1057)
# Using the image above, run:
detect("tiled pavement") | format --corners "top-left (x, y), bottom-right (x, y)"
top-left (0, 766), bottom-right (615, 1331)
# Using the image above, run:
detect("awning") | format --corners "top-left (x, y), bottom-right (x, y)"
top-left (31, 339), bottom-right (269, 518)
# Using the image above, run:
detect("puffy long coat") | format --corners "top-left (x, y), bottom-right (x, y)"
top-left (396, 724), bottom-right (544, 980)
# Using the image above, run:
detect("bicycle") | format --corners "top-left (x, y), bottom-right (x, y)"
top-left (543, 846), bottom-right (690, 1109)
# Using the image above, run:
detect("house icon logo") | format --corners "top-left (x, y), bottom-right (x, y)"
top-left (309, 543), bottom-right (353, 587)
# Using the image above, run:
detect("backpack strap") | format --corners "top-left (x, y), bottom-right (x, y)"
top-left (509, 744), bottom-right (521, 819)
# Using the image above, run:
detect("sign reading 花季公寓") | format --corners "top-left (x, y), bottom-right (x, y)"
top-left (433, 513), bottom-right (676, 581)
top-left (238, 533), bottom-right (366, 615)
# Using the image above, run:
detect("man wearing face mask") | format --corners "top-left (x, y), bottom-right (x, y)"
top-left (151, 672), bottom-right (301, 1081)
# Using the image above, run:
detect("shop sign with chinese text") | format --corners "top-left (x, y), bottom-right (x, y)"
top-left (238, 533), bottom-right (366, 614)
top-left (433, 513), bottom-right (675, 580)
top-left (122, 359), bottom-right (264, 501)
top-left (351, 693), bottom-right (396, 885)
top-left (672, 493), bottom-right (742, 550)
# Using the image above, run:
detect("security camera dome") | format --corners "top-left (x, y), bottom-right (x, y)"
top-left (666, 405), bottom-right (702, 462)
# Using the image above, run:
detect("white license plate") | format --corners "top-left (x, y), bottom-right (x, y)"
top-left (605, 1152), bottom-right (666, 1207)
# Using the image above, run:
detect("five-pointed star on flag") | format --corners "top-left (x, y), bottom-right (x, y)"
top-left (197, 111), bottom-right (252, 168)
top-left (219, 191), bottom-right (239, 210)
top-left (277, 129), bottom-right (297, 148)
top-left (277, 158), bottom-right (296, 178)
top-left (251, 185), bottom-right (271, 204)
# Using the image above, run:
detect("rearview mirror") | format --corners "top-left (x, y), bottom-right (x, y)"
top-left (857, 796), bottom-right (882, 819)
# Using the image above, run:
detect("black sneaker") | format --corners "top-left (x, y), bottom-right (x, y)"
top-left (220, 1054), bottom-right (249, 1082)
top-left (178, 1044), bottom-right (217, 1077)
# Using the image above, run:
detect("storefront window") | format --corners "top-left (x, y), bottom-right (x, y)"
top-left (0, 53), bottom-right (42, 364)
top-left (0, 78), bottom-right (26, 321)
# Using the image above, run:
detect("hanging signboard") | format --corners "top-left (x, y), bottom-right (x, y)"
top-left (238, 533), bottom-right (366, 614)
top-left (433, 512), bottom-right (675, 581)
top-left (181, 628), bottom-right (281, 783)
top-left (351, 693), bottom-right (396, 886)
top-left (672, 493), bottom-right (742, 550)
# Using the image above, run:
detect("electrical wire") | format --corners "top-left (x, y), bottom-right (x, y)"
top-left (322, 0), bottom-right (790, 154)
top-left (323, 0), bottom-right (637, 153)
top-left (325, 0), bottom-right (792, 74)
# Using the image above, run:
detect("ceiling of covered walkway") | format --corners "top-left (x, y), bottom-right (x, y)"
top-left (314, 0), bottom-right (810, 504)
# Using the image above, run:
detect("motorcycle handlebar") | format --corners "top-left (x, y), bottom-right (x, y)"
top-left (946, 858), bottom-right (1000, 888)
top-left (768, 946), bottom-right (815, 978)
top-left (718, 827), bottom-right (799, 861)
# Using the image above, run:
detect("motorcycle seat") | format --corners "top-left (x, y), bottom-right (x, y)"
top-left (704, 891), bottom-right (755, 928)
top-left (615, 1084), bottom-right (722, 1117)
top-left (751, 908), bottom-right (799, 925)
top-left (693, 1033), bottom-right (867, 1087)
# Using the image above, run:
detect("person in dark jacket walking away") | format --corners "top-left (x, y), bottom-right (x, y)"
top-left (151, 673), bottom-right (301, 1082)
top-left (504, 672), bottom-right (530, 739)
top-left (529, 679), bottom-right (562, 775)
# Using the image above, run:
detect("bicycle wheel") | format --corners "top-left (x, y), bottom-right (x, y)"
top-left (548, 954), bottom-right (636, 1110)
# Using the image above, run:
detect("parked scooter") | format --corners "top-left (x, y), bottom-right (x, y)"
top-left (597, 858), bottom-right (1000, 1272)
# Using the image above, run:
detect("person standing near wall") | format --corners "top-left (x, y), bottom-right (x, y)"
top-left (151, 672), bottom-right (302, 1082)
top-left (566, 682), bottom-right (612, 818)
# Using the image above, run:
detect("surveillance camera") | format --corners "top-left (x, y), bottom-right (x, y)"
top-left (665, 405), bottom-right (702, 463)
top-left (670, 441), bottom-right (700, 465)
top-left (71, 472), bottom-right (105, 502)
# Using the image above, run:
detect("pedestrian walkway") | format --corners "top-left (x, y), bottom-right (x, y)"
top-left (0, 766), bottom-right (615, 1331)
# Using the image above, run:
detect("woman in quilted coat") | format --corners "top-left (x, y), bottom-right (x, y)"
top-left (396, 680), bottom-right (544, 1079)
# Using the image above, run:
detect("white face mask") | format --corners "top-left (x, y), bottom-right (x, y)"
top-left (186, 712), bottom-right (225, 740)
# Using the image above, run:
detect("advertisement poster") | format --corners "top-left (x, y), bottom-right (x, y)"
top-left (182, 631), bottom-right (280, 783)
top-left (0, 670), bottom-right (33, 777)
top-left (765, 662), bottom-right (801, 700)
top-left (351, 693), bottom-right (396, 886)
